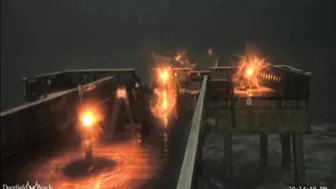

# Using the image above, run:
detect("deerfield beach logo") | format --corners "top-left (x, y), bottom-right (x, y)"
top-left (3, 181), bottom-right (53, 189)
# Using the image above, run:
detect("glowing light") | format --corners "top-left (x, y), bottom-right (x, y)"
top-left (174, 51), bottom-right (196, 70)
top-left (159, 70), bottom-right (169, 84)
top-left (81, 110), bottom-right (96, 127)
top-left (151, 65), bottom-right (177, 127)
top-left (84, 139), bottom-right (92, 147)
top-left (208, 48), bottom-right (213, 56)
top-left (27, 143), bottom-right (161, 189)
top-left (246, 68), bottom-right (254, 78)
top-left (175, 53), bottom-right (183, 62)
top-left (162, 91), bottom-right (168, 110)
top-left (117, 88), bottom-right (127, 98)
top-left (84, 84), bottom-right (96, 92)
top-left (232, 52), bottom-right (274, 97)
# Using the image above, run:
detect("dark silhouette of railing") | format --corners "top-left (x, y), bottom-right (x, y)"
top-left (177, 75), bottom-right (209, 189)
top-left (22, 69), bottom-right (137, 102)
top-left (1, 76), bottom-right (117, 160)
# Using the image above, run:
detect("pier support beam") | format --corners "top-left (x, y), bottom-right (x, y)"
top-left (292, 134), bottom-right (306, 185)
top-left (224, 133), bottom-right (233, 179)
top-left (259, 134), bottom-right (268, 171)
top-left (281, 133), bottom-right (291, 171)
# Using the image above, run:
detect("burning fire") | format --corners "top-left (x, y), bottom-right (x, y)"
top-left (151, 51), bottom-right (196, 86)
top-left (232, 54), bottom-right (274, 97)
top-left (81, 110), bottom-right (96, 127)
top-left (159, 69), bottom-right (169, 84)
top-left (78, 106), bottom-right (103, 146)
top-left (174, 51), bottom-right (196, 70)
top-left (151, 66), bottom-right (177, 127)
top-left (173, 51), bottom-right (196, 85)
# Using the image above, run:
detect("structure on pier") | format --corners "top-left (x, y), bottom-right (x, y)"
top-left (1, 64), bottom-right (311, 188)
top-left (178, 65), bottom-right (312, 187)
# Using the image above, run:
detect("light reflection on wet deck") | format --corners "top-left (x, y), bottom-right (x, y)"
top-left (27, 142), bottom-right (165, 189)
top-left (3, 96), bottom-right (194, 189)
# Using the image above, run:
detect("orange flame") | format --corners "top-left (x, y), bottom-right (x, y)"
top-left (151, 51), bottom-right (195, 86)
top-left (232, 54), bottom-right (273, 97)
top-left (81, 110), bottom-right (96, 127)
top-left (173, 51), bottom-right (196, 85)
top-left (174, 51), bottom-right (196, 70)
top-left (151, 66), bottom-right (177, 127)
top-left (175, 52), bottom-right (183, 62)
top-left (159, 69), bottom-right (169, 84)
top-left (78, 105), bottom-right (103, 146)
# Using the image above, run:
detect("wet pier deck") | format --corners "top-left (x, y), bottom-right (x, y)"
top-left (1, 107), bottom-right (193, 189)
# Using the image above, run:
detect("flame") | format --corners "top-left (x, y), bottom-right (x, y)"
top-left (174, 51), bottom-right (196, 70)
top-left (175, 53), bottom-right (183, 62)
top-left (232, 53), bottom-right (273, 97)
top-left (173, 51), bottom-right (196, 85)
top-left (151, 66), bottom-right (177, 127)
top-left (246, 67), bottom-right (254, 77)
top-left (151, 51), bottom-right (196, 87)
top-left (159, 70), bottom-right (169, 84)
top-left (78, 105), bottom-right (103, 147)
top-left (81, 110), bottom-right (96, 127)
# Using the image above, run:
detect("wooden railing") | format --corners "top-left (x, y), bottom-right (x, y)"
top-left (1, 76), bottom-right (118, 160)
top-left (22, 68), bottom-right (137, 102)
top-left (176, 75), bottom-right (209, 189)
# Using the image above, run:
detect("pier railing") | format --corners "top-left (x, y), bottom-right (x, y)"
top-left (1, 76), bottom-right (117, 160)
top-left (22, 69), bottom-right (136, 102)
top-left (176, 75), bottom-right (209, 189)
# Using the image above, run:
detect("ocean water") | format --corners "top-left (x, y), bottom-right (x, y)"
top-left (204, 121), bottom-right (336, 189)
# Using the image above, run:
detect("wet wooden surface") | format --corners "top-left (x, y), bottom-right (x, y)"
top-left (1, 99), bottom-right (194, 189)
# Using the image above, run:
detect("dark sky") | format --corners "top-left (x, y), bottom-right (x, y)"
top-left (1, 0), bottom-right (336, 122)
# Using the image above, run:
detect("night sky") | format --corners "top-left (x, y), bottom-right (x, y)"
top-left (1, 0), bottom-right (336, 122)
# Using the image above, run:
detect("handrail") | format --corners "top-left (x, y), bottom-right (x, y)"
top-left (176, 75), bottom-right (208, 189)
top-left (35, 68), bottom-right (136, 78)
top-left (1, 76), bottom-right (114, 117)
top-left (23, 68), bottom-right (137, 102)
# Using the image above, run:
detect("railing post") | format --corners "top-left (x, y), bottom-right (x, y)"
top-left (78, 85), bottom-right (83, 105)
top-left (41, 77), bottom-right (48, 98)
